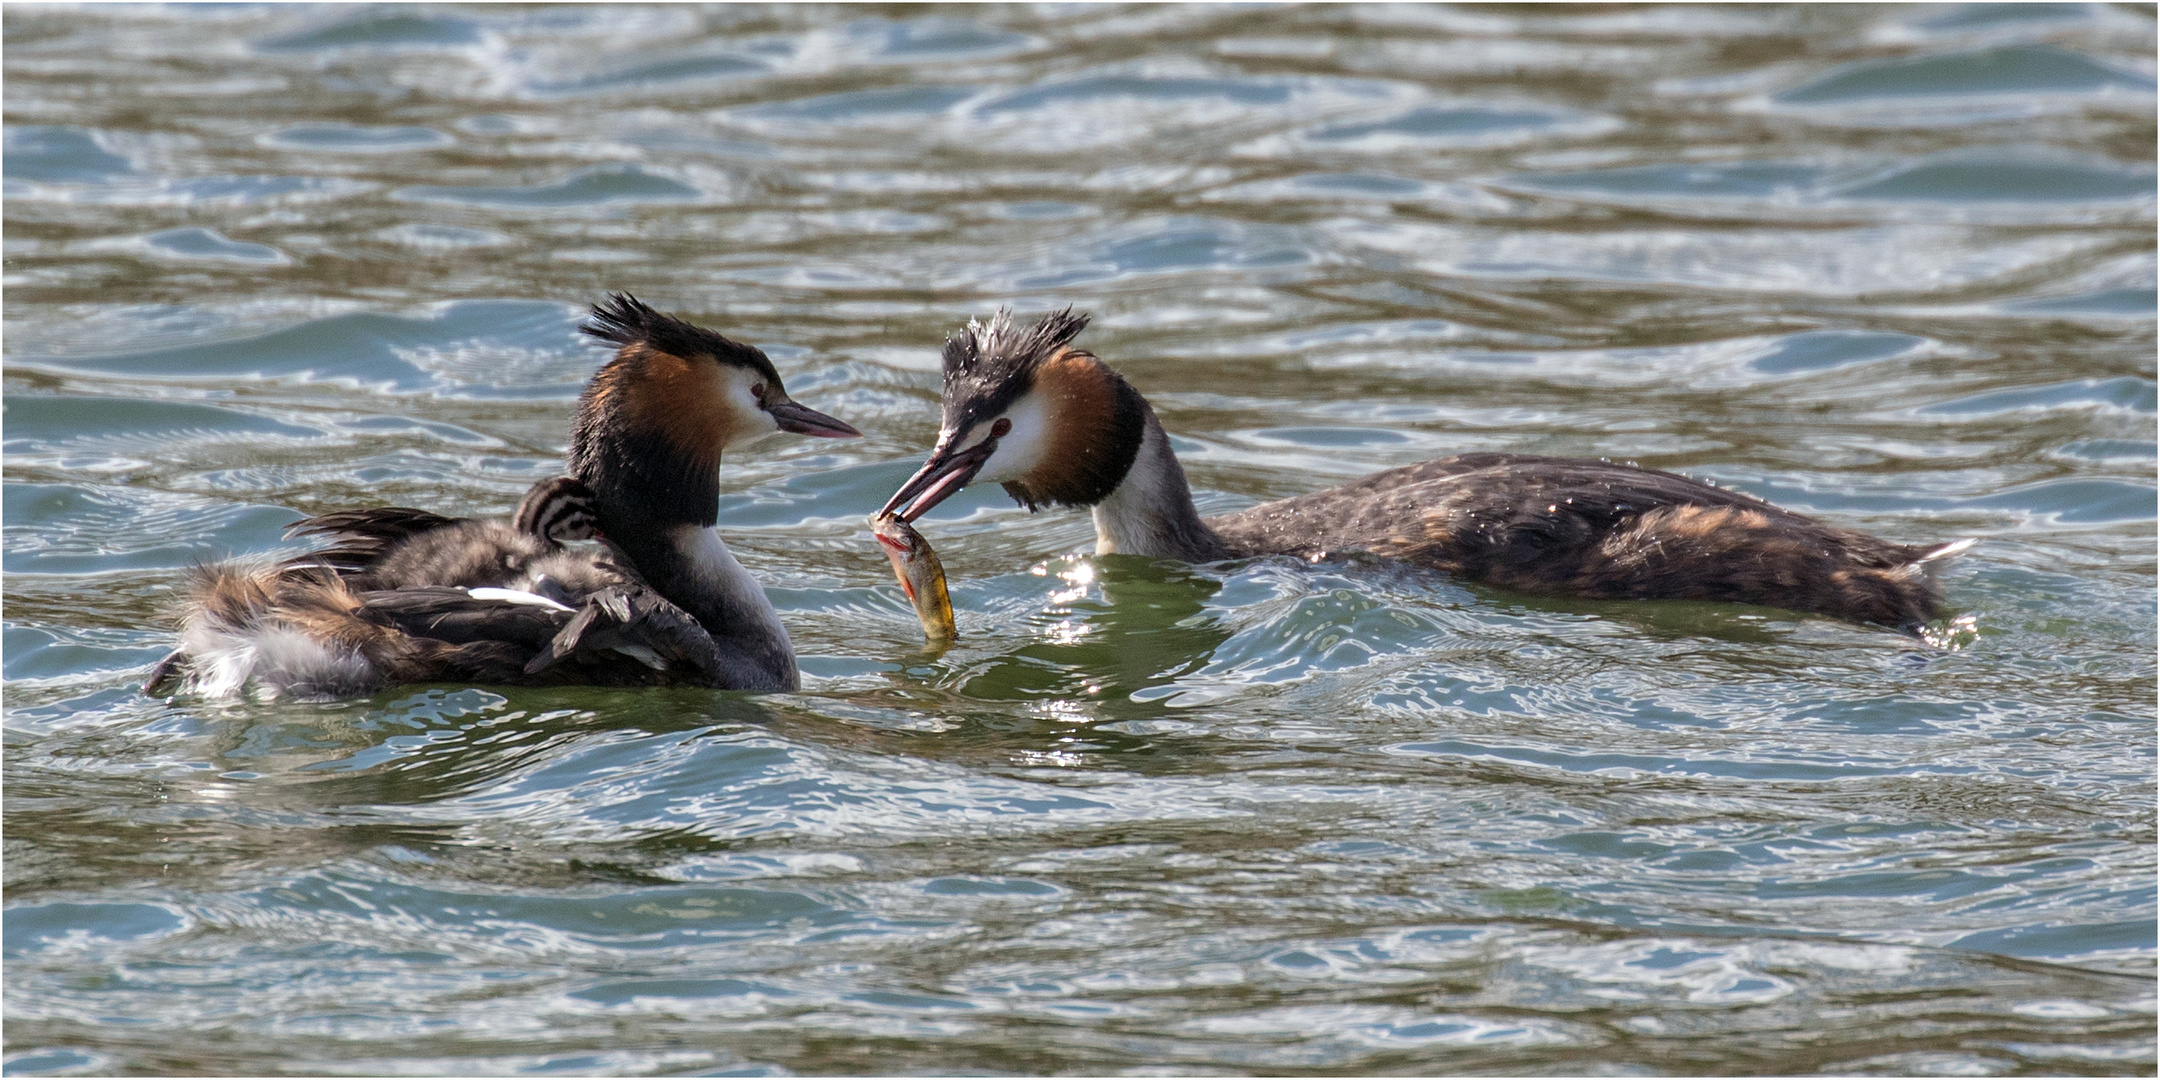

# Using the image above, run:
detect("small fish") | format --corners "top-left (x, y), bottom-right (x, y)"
top-left (871, 512), bottom-right (956, 645)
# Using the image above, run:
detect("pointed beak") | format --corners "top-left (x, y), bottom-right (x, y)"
top-left (878, 437), bottom-right (998, 523)
top-left (767, 400), bottom-right (861, 439)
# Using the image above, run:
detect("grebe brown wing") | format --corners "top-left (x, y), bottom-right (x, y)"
top-left (154, 482), bottom-right (716, 693)
top-left (1210, 453), bottom-right (1952, 629)
top-left (519, 585), bottom-right (726, 683)
top-left (153, 565), bottom-right (731, 696)
top-left (1209, 455), bottom-right (1790, 558)
top-left (345, 585), bottom-right (571, 648)
top-left (356, 582), bottom-right (726, 685)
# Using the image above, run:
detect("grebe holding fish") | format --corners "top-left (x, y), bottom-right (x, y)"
top-left (879, 309), bottom-right (1972, 632)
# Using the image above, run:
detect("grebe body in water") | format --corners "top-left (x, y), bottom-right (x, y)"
top-left (151, 295), bottom-right (860, 699)
top-left (880, 310), bottom-right (1970, 631)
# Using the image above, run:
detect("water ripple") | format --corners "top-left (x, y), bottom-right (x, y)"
top-left (4, 4), bottom-right (2151, 1075)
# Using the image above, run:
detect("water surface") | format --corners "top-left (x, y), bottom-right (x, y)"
top-left (4, 4), bottom-right (2155, 1076)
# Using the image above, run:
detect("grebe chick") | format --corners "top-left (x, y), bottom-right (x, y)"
top-left (878, 310), bottom-right (1972, 632)
top-left (150, 294), bottom-right (860, 700)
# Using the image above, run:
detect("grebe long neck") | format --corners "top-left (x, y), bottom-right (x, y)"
top-left (924, 319), bottom-right (1227, 564)
top-left (1091, 403), bottom-right (1229, 563)
top-left (567, 366), bottom-right (797, 690)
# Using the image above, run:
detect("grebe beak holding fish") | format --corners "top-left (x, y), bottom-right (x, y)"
top-left (878, 308), bottom-right (1974, 633)
top-left (148, 294), bottom-right (860, 700)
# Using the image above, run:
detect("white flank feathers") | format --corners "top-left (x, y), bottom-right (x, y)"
top-left (1910, 537), bottom-right (1978, 582)
top-left (178, 619), bottom-right (377, 702)
top-left (610, 643), bottom-right (667, 670)
top-left (466, 587), bottom-right (574, 612)
top-left (1918, 537), bottom-right (1979, 563)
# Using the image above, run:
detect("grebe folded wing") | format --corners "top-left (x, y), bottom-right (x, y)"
top-left (1207, 454), bottom-right (1954, 628)
top-left (346, 580), bottom-right (728, 683)
top-left (340, 585), bottom-right (574, 648)
top-left (520, 584), bottom-right (726, 682)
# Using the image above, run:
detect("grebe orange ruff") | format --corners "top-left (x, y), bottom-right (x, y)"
top-left (148, 294), bottom-right (860, 700)
top-left (878, 309), bottom-right (1972, 632)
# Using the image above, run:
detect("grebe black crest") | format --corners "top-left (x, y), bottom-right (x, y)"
top-left (880, 309), bottom-right (1972, 632)
top-left (149, 294), bottom-right (860, 700)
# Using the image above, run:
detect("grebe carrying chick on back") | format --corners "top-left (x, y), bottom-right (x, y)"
top-left (879, 309), bottom-right (1972, 632)
top-left (148, 295), bottom-right (861, 700)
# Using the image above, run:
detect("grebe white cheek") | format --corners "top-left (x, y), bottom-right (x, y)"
top-left (720, 366), bottom-right (780, 450)
top-left (974, 396), bottom-right (1050, 485)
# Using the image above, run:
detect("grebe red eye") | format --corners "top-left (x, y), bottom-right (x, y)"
top-left (990, 418), bottom-right (1011, 438)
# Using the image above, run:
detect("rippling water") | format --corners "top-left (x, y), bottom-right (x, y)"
top-left (5, 4), bottom-right (2155, 1075)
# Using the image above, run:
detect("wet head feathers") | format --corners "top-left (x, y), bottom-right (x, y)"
top-left (940, 307), bottom-right (1091, 431)
top-left (935, 308), bottom-right (1144, 510)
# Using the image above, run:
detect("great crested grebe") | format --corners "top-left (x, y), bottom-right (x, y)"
top-left (148, 294), bottom-right (860, 700)
top-left (878, 309), bottom-right (1972, 632)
